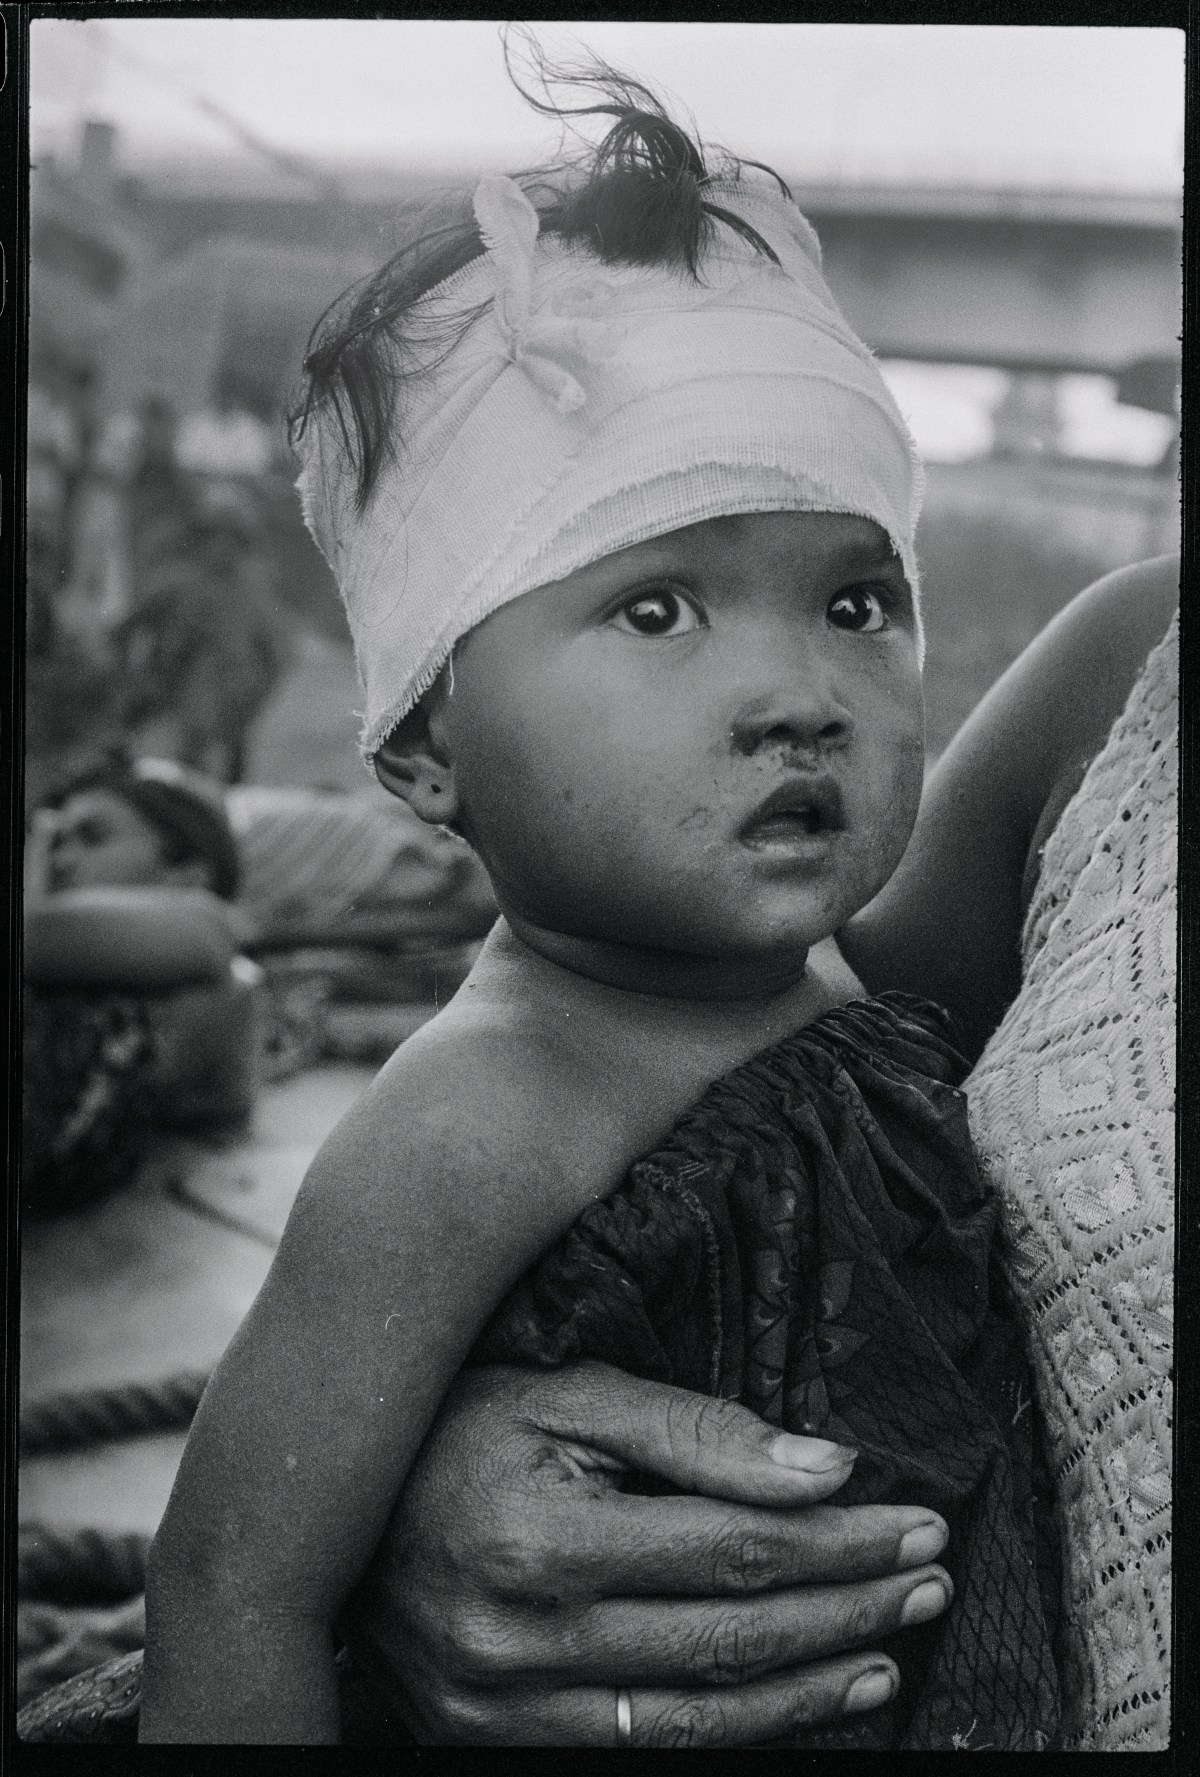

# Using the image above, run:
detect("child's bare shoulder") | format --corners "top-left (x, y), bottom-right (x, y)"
top-left (315, 1009), bottom-right (542, 1167)
top-left (301, 943), bottom-right (619, 1226)
top-left (296, 921), bottom-right (807, 1244)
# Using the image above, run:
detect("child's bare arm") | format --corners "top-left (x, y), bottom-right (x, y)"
top-left (140, 1011), bottom-right (627, 1743)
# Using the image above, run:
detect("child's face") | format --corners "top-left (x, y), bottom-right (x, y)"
top-left (427, 511), bottom-right (924, 982)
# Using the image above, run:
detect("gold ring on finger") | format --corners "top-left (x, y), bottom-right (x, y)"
top-left (615, 1686), bottom-right (633, 1746)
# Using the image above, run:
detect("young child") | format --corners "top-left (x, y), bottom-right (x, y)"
top-left (140, 67), bottom-right (1057, 1749)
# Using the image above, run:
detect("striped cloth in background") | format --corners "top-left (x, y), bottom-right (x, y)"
top-left (225, 786), bottom-right (488, 942)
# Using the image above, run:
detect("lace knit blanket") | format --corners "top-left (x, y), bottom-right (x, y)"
top-left (965, 609), bottom-right (1177, 1749)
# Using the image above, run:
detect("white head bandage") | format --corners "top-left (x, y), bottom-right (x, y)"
top-left (296, 172), bottom-right (924, 758)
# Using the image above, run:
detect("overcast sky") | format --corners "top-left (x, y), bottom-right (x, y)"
top-left (30, 18), bottom-right (1185, 193)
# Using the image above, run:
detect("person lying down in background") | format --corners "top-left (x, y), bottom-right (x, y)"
top-left (22, 753), bottom-right (258, 1217)
top-left (22, 754), bottom-right (499, 1214)
top-left (138, 54), bottom-right (1060, 1750)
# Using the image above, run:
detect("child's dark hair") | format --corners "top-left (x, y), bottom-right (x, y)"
top-left (290, 27), bottom-right (792, 514)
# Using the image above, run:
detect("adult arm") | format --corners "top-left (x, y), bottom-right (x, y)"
top-left (23, 886), bottom-right (247, 990)
top-left (839, 554), bottom-right (1179, 1061)
top-left (348, 1364), bottom-right (952, 1746)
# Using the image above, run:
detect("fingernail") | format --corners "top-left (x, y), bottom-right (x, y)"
top-left (769, 1433), bottom-right (858, 1472)
top-left (900, 1578), bottom-right (951, 1627)
top-left (844, 1667), bottom-right (896, 1714)
top-left (897, 1519), bottom-right (948, 1568)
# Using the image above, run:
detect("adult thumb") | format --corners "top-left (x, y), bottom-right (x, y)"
top-left (535, 1361), bottom-right (859, 1508)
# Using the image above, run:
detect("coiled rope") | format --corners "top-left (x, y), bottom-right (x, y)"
top-left (16, 1524), bottom-right (151, 1725)
top-left (19, 1369), bottom-right (210, 1456)
top-left (19, 1523), bottom-right (151, 1603)
top-left (17, 1367), bottom-right (208, 1726)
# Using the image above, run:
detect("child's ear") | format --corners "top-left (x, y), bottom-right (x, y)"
top-left (373, 697), bottom-right (461, 828)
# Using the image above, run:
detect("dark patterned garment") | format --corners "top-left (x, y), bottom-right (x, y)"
top-left (475, 994), bottom-right (1061, 1752)
top-left (17, 994), bottom-right (1060, 1747)
top-left (21, 988), bottom-right (159, 1218)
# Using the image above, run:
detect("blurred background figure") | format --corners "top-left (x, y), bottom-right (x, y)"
top-left (116, 468), bottom-right (293, 782)
top-left (25, 385), bottom-right (125, 814)
top-left (123, 393), bottom-right (192, 587)
top-left (22, 754), bottom-right (259, 1219)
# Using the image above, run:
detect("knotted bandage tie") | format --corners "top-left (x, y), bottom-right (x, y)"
top-left (296, 172), bottom-right (925, 760)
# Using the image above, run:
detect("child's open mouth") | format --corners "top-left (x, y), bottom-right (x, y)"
top-left (739, 777), bottom-right (846, 850)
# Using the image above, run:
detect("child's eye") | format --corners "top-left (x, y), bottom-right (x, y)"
top-left (610, 590), bottom-right (701, 638)
top-left (827, 586), bottom-right (889, 633)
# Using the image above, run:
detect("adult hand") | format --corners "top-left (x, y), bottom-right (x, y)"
top-left (347, 1362), bottom-right (953, 1747)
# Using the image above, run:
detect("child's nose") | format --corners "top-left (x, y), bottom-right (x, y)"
top-left (729, 680), bottom-right (852, 759)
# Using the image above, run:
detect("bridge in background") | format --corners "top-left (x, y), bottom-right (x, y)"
top-left (64, 160), bottom-right (1181, 417)
top-left (791, 181), bottom-right (1181, 389)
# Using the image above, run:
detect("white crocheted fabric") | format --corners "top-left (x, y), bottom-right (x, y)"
top-left (965, 609), bottom-right (1177, 1750)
